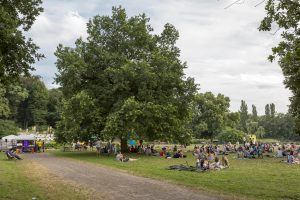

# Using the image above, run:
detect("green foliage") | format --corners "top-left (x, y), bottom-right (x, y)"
top-left (57, 91), bottom-right (102, 142)
top-left (246, 120), bottom-right (258, 135)
top-left (0, 85), bottom-right (10, 118)
top-left (0, 0), bottom-right (44, 84)
top-left (225, 112), bottom-right (240, 129)
top-left (256, 126), bottom-right (266, 139)
top-left (47, 89), bottom-right (63, 128)
top-left (239, 100), bottom-right (248, 132)
top-left (270, 103), bottom-right (275, 118)
top-left (265, 104), bottom-right (270, 118)
top-left (17, 76), bottom-right (49, 129)
top-left (192, 92), bottom-right (230, 141)
top-left (0, 119), bottom-right (18, 138)
top-left (44, 141), bottom-right (61, 149)
top-left (217, 127), bottom-right (246, 143)
top-left (259, 0), bottom-right (300, 130)
top-left (5, 84), bottom-right (28, 121)
top-left (55, 7), bottom-right (197, 146)
top-left (252, 104), bottom-right (258, 122)
top-left (260, 112), bottom-right (297, 140)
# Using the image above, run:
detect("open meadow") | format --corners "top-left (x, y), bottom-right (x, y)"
top-left (54, 150), bottom-right (300, 200)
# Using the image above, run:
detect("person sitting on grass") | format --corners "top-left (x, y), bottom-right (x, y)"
top-left (116, 152), bottom-right (129, 162)
top-left (197, 159), bottom-right (209, 170)
top-left (173, 150), bottom-right (185, 158)
top-left (6, 149), bottom-right (23, 160)
top-left (275, 147), bottom-right (283, 158)
top-left (207, 151), bottom-right (215, 161)
top-left (197, 149), bottom-right (206, 160)
top-left (282, 145), bottom-right (288, 157)
top-left (210, 157), bottom-right (222, 170)
top-left (193, 146), bottom-right (200, 157)
top-left (237, 148), bottom-right (244, 159)
top-left (287, 151), bottom-right (294, 164)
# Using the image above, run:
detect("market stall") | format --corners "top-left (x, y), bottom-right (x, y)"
top-left (16, 134), bottom-right (36, 152)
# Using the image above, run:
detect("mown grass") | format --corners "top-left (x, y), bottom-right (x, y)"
top-left (53, 150), bottom-right (300, 200)
top-left (0, 153), bottom-right (87, 200)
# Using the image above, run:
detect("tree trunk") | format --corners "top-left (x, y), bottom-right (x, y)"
top-left (121, 137), bottom-right (128, 153)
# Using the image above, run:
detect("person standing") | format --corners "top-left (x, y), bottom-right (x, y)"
top-left (95, 140), bottom-right (101, 156)
top-left (42, 140), bottom-right (45, 152)
top-left (243, 137), bottom-right (246, 147)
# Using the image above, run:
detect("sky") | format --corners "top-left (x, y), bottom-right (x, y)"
top-left (27, 0), bottom-right (292, 115)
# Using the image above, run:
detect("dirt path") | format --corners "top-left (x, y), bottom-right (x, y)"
top-left (26, 153), bottom-right (230, 200)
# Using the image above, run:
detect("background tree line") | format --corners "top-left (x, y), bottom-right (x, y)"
top-left (1, 1), bottom-right (300, 151)
top-left (0, 76), bottom-right (62, 138)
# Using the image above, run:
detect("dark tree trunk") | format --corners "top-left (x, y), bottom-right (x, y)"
top-left (121, 137), bottom-right (128, 153)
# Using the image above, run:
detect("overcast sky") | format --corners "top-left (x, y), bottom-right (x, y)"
top-left (27, 0), bottom-right (291, 115)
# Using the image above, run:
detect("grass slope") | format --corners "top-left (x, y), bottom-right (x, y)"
top-left (54, 150), bottom-right (300, 200)
top-left (0, 153), bottom-right (87, 200)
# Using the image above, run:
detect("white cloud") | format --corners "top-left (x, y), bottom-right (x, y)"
top-left (27, 0), bottom-right (291, 114)
top-left (30, 11), bottom-right (88, 49)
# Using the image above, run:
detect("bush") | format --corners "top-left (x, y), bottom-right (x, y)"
top-left (44, 141), bottom-right (62, 149)
top-left (0, 120), bottom-right (18, 138)
top-left (218, 127), bottom-right (246, 143)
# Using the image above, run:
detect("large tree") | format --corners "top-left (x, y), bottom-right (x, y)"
top-left (259, 0), bottom-right (300, 128)
top-left (55, 7), bottom-right (197, 151)
top-left (0, 0), bottom-right (43, 84)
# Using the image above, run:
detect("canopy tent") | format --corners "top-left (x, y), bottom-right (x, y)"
top-left (2, 135), bottom-right (18, 140)
top-left (17, 134), bottom-right (36, 141)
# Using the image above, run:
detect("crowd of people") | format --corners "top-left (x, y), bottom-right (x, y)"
top-left (73, 138), bottom-right (300, 167)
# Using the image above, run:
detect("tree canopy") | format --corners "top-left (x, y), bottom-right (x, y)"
top-left (259, 0), bottom-right (300, 131)
top-left (0, 0), bottom-right (44, 84)
top-left (55, 7), bottom-right (197, 150)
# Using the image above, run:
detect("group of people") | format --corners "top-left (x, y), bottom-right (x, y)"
top-left (274, 143), bottom-right (300, 164)
top-left (192, 145), bottom-right (229, 170)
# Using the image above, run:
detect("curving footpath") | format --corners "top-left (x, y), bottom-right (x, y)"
top-left (26, 153), bottom-right (231, 200)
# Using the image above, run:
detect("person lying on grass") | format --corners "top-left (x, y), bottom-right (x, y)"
top-left (116, 152), bottom-right (138, 162)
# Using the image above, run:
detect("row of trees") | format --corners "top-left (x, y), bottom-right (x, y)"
top-left (238, 101), bottom-right (298, 140)
top-left (0, 76), bottom-right (62, 138)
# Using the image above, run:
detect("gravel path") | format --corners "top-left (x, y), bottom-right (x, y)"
top-left (26, 153), bottom-right (230, 200)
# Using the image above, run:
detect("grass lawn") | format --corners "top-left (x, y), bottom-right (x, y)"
top-left (53, 150), bottom-right (300, 200)
top-left (0, 153), bottom-right (87, 200)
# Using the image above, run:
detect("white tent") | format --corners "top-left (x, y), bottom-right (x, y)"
top-left (2, 135), bottom-right (18, 140)
top-left (16, 134), bottom-right (36, 141)
top-left (0, 135), bottom-right (17, 151)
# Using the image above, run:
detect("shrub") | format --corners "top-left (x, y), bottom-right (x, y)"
top-left (218, 127), bottom-right (246, 143)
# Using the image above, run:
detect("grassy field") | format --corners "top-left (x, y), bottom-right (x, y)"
top-left (0, 153), bottom-right (87, 200)
top-left (53, 150), bottom-right (300, 200)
